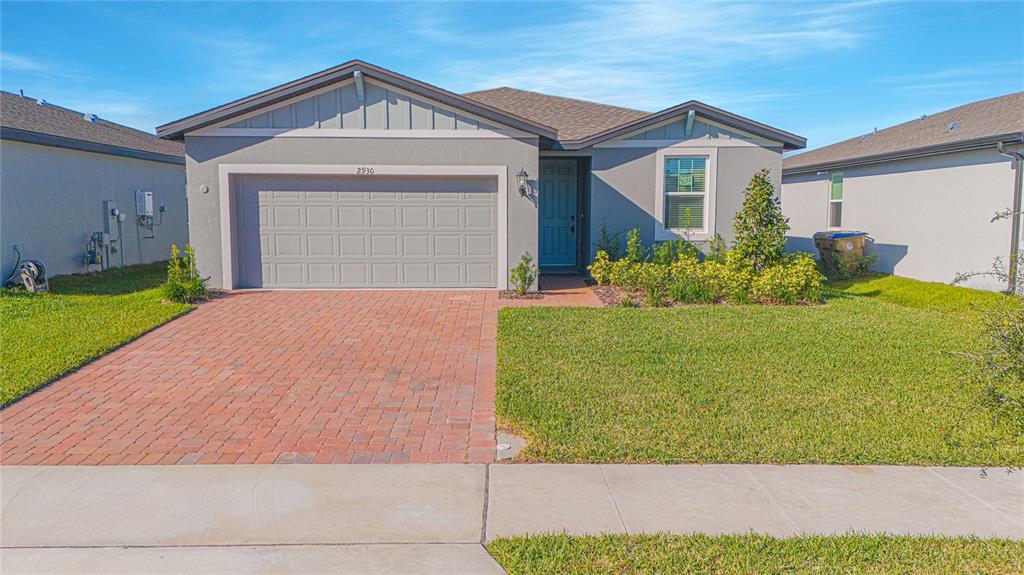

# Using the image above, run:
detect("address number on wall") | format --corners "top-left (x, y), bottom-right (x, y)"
top-left (355, 167), bottom-right (375, 175)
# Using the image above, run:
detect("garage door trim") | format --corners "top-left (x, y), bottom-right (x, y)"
top-left (218, 163), bottom-right (508, 289)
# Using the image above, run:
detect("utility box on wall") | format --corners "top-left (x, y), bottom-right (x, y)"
top-left (135, 190), bottom-right (154, 218)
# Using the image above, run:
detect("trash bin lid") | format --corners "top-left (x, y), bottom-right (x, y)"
top-left (813, 230), bottom-right (867, 240)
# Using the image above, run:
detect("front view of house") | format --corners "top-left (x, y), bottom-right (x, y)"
top-left (158, 60), bottom-right (805, 289)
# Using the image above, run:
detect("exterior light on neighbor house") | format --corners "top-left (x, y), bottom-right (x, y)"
top-left (516, 168), bottom-right (529, 196)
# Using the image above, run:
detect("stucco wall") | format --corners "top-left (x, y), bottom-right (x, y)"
top-left (184, 135), bottom-right (539, 289)
top-left (588, 144), bottom-right (783, 255)
top-left (0, 140), bottom-right (187, 278)
top-left (781, 146), bottom-right (1020, 290)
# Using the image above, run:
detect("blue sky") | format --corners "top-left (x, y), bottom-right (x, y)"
top-left (1, 1), bottom-right (1021, 151)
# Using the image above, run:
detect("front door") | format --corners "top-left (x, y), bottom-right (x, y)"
top-left (538, 159), bottom-right (578, 268)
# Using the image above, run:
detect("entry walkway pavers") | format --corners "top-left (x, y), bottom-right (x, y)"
top-left (2, 463), bottom-right (1021, 573)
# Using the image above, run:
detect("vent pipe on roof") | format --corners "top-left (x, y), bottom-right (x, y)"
top-left (36, 98), bottom-right (46, 106)
top-left (948, 122), bottom-right (960, 132)
top-left (84, 113), bottom-right (98, 123)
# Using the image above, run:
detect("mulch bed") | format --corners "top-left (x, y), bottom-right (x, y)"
top-left (590, 284), bottom-right (633, 307)
top-left (499, 290), bottom-right (544, 300)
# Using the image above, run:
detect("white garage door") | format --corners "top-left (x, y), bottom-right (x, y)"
top-left (234, 175), bottom-right (498, 288)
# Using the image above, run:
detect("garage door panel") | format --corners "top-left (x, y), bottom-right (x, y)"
top-left (235, 175), bottom-right (497, 288)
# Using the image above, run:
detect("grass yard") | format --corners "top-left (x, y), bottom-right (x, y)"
top-left (1, 262), bottom-right (193, 406)
top-left (487, 534), bottom-right (1024, 575)
top-left (497, 275), bottom-right (1021, 466)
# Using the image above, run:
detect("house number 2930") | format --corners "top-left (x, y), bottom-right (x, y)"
top-left (356, 167), bottom-right (375, 175)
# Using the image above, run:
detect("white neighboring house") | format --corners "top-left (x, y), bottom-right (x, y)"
top-left (782, 92), bottom-right (1023, 292)
top-left (0, 91), bottom-right (188, 279)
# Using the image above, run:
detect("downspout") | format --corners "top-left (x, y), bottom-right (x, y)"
top-left (996, 139), bottom-right (1024, 294)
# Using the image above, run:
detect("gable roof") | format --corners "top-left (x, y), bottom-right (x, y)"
top-left (465, 87), bottom-right (806, 151)
top-left (463, 87), bottom-right (650, 142)
top-left (1, 91), bottom-right (184, 164)
top-left (784, 91), bottom-right (1024, 174)
top-left (157, 60), bottom-right (557, 140)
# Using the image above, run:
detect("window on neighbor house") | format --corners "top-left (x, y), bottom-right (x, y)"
top-left (829, 173), bottom-right (843, 228)
top-left (664, 156), bottom-right (707, 230)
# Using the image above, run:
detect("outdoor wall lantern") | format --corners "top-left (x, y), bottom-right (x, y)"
top-left (516, 168), bottom-right (529, 196)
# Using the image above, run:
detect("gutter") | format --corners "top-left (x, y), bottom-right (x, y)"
top-left (0, 127), bottom-right (185, 165)
top-left (783, 132), bottom-right (1024, 176)
top-left (996, 141), bottom-right (1024, 294)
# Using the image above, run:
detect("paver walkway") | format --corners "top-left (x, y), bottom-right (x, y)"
top-left (0, 290), bottom-right (498, 465)
top-left (2, 464), bottom-right (1020, 574)
top-left (499, 275), bottom-right (603, 308)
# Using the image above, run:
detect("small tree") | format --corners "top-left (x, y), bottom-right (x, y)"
top-left (731, 169), bottom-right (789, 271)
top-left (625, 227), bottom-right (645, 263)
top-left (163, 244), bottom-right (208, 303)
top-left (509, 252), bottom-right (538, 295)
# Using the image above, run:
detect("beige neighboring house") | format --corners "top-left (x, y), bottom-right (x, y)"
top-left (782, 92), bottom-right (1024, 291)
top-left (1, 91), bottom-right (188, 278)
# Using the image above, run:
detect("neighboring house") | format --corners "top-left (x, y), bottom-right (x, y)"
top-left (782, 92), bottom-right (1024, 291)
top-left (157, 60), bottom-right (804, 290)
top-left (1, 91), bottom-right (188, 278)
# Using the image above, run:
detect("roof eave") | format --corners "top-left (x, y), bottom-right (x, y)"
top-left (782, 132), bottom-right (1024, 176)
top-left (156, 61), bottom-right (557, 140)
top-left (1, 127), bottom-right (185, 165)
top-left (556, 101), bottom-right (806, 151)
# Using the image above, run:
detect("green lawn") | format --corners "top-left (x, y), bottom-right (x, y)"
top-left (1, 262), bottom-right (193, 407)
top-left (497, 275), bottom-right (1021, 466)
top-left (487, 534), bottom-right (1024, 575)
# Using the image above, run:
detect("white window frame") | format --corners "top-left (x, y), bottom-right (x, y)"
top-left (654, 147), bottom-right (718, 241)
top-left (828, 172), bottom-right (844, 229)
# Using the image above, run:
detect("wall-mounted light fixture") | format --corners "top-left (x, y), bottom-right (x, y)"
top-left (516, 168), bottom-right (529, 196)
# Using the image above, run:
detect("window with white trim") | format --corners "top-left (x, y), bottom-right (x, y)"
top-left (829, 173), bottom-right (843, 228)
top-left (663, 156), bottom-right (707, 230)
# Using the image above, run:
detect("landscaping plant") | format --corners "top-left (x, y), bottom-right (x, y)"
top-left (510, 252), bottom-right (538, 295)
top-left (731, 168), bottom-right (788, 271)
top-left (593, 219), bottom-right (624, 260)
top-left (163, 244), bottom-right (208, 304)
top-left (625, 227), bottom-right (645, 263)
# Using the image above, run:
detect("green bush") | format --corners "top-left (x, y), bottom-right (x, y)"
top-left (731, 169), bottom-right (788, 271)
top-left (625, 227), bottom-right (645, 263)
top-left (588, 250), bottom-right (614, 285)
top-left (594, 220), bottom-right (624, 261)
top-left (163, 244), bottom-right (207, 304)
top-left (830, 252), bottom-right (878, 280)
top-left (751, 253), bottom-right (825, 304)
top-left (635, 263), bottom-right (671, 307)
top-left (668, 273), bottom-right (715, 304)
top-left (510, 252), bottom-right (538, 295)
top-left (651, 239), bottom-right (700, 265)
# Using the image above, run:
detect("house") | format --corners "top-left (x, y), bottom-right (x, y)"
top-left (1, 91), bottom-right (188, 278)
top-left (782, 92), bottom-right (1024, 291)
top-left (157, 60), bottom-right (805, 290)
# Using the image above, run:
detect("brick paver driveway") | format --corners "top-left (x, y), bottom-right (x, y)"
top-left (1, 291), bottom-right (497, 465)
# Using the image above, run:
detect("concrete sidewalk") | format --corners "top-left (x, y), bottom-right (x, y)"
top-left (2, 464), bottom-right (1021, 574)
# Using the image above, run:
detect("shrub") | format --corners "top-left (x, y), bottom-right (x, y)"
top-left (751, 253), bottom-right (825, 304)
top-left (594, 220), bottom-right (624, 261)
top-left (588, 250), bottom-right (614, 285)
top-left (510, 252), bottom-right (538, 295)
top-left (635, 263), bottom-right (671, 307)
top-left (625, 227), bottom-right (645, 263)
top-left (731, 169), bottom-right (789, 271)
top-left (163, 244), bottom-right (207, 304)
top-left (707, 234), bottom-right (727, 264)
top-left (830, 252), bottom-right (878, 280)
top-left (698, 250), bottom-right (755, 304)
top-left (668, 274), bottom-right (715, 304)
top-left (608, 258), bottom-right (640, 290)
top-left (651, 240), bottom-right (701, 265)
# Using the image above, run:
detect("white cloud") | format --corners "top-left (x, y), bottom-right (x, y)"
top-left (0, 51), bottom-right (43, 72)
top-left (412, 0), bottom-right (875, 111)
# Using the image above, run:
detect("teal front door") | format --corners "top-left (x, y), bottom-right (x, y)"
top-left (538, 159), bottom-right (578, 268)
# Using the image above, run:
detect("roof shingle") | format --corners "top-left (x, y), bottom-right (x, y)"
top-left (1, 91), bottom-right (184, 159)
top-left (463, 87), bottom-right (650, 141)
top-left (784, 91), bottom-right (1024, 172)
